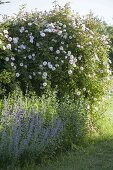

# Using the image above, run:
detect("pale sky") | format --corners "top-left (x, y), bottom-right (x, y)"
top-left (0, 0), bottom-right (113, 25)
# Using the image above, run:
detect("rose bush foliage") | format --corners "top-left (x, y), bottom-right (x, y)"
top-left (0, 5), bottom-right (112, 105)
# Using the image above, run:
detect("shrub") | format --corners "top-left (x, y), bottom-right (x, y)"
top-left (58, 94), bottom-right (88, 148)
top-left (0, 4), bottom-right (112, 100)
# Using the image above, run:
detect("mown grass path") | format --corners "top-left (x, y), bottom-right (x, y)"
top-left (36, 139), bottom-right (113, 170)
top-left (5, 138), bottom-right (113, 170)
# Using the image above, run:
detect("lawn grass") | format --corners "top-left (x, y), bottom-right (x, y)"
top-left (36, 139), bottom-right (113, 170)
top-left (4, 138), bottom-right (113, 170)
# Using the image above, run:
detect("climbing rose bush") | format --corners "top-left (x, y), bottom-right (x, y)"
top-left (0, 5), bottom-right (112, 103)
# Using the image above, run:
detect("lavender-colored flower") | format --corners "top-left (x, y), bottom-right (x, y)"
top-left (0, 99), bottom-right (63, 161)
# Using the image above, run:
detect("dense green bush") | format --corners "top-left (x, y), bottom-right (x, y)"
top-left (0, 4), bottom-right (112, 99)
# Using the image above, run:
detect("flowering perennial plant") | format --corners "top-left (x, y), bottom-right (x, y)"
top-left (0, 98), bottom-right (63, 161)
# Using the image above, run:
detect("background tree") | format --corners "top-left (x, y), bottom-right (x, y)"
top-left (0, 0), bottom-right (10, 4)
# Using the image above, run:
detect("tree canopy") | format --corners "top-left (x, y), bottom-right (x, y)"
top-left (0, 0), bottom-right (10, 5)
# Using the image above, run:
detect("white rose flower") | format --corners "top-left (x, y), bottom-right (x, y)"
top-left (25, 30), bottom-right (28, 33)
top-left (61, 41), bottom-right (64, 44)
top-left (20, 63), bottom-right (23, 67)
top-left (55, 57), bottom-right (58, 60)
top-left (63, 24), bottom-right (66, 28)
top-left (42, 76), bottom-right (47, 79)
top-left (6, 44), bottom-right (11, 50)
top-left (52, 67), bottom-right (56, 71)
top-left (43, 82), bottom-right (47, 87)
top-left (24, 65), bottom-right (27, 68)
top-left (61, 60), bottom-right (64, 63)
top-left (11, 62), bottom-right (14, 67)
top-left (13, 37), bottom-right (19, 44)
top-left (28, 55), bottom-right (32, 59)
top-left (70, 55), bottom-right (74, 60)
top-left (30, 39), bottom-right (33, 43)
top-left (78, 56), bottom-right (82, 60)
top-left (87, 105), bottom-right (90, 110)
top-left (43, 72), bottom-right (47, 77)
top-left (82, 24), bottom-right (86, 31)
top-left (59, 46), bottom-right (64, 51)
top-left (43, 61), bottom-right (47, 66)
top-left (32, 53), bottom-right (35, 57)
top-left (69, 36), bottom-right (72, 39)
top-left (28, 22), bottom-right (32, 26)
top-left (89, 35), bottom-right (93, 39)
top-left (59, 23), bottom-right (63, 26)
top-left (18, 49), bottom-right (21, 52)
top-left (83, 88), bottom-right (86, 91)
top-left (88, 42), bottom-right (92, 45)
top-left (74, 58), bottom-right (77, 63)
top-left (63, 35), bottom-right (67, 39)
top-left (40, 32), bottom-right (46, 37)
top-left (80, 67), bottom-right (84, 71)
top-left (5, 34), bottom-right (8, 38)
top-left (49, 47), bottom-right (53, 51)
top-left (77, 91), bottom-right (81, 96)
top-left (67, 51), bottom-right (71, 56)
top-left (55, 64), bottom-right (59, 67)
top-left (5, 57), bottom-right (9, 61)
top-left (69, 60), bottom-right (73, 65)
top-left (29, 75), bottom-right (32, 79)
top-left (73, 63), bottom-right (76, 67)
top-left (32, 72), bottom-right (36, 76)
top-left (3, 30), bottom-right (8, 34)
top-left (20, 44), bottom-right (26, 49)
top-left (48, 64), bottom-right (53, 69)
top-left (29, 35), bottom-right (34, 43)
top-left (56, 50), bottom-right (60, 54)
top-left (36, 43), bottom-right (40, 47)
top-left (44, 28), bottom-right (49, 32)
top-left (38, 72), bottom-right (41, 75)
top-left (3, 46), bottom-right (6, 50)
top-left (8, 37), bottom-right (12, 42)
top-left (11, 57), bottom-right (15, 61)
top-left (16, 73), bottom-right (20, 77)
top-left (14, 66), bottom-right (16, 69)
top-left (58, 31), bottom-right (62, 36)
top-left (19, 27), bottom-right (25, 33)
top-left (39, 64), bottom-right (43, 68)
top-left (108, 59), bottom-right (112, 64)
top-left (77, 44), bottom-right (81, 48)
top-left (63, 29), bottom-right (66, 32)
top-left (68, 70), bottom-right (73, 75)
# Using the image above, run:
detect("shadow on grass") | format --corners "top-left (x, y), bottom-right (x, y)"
top-left (2, 137), bottom-right (113, 170)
